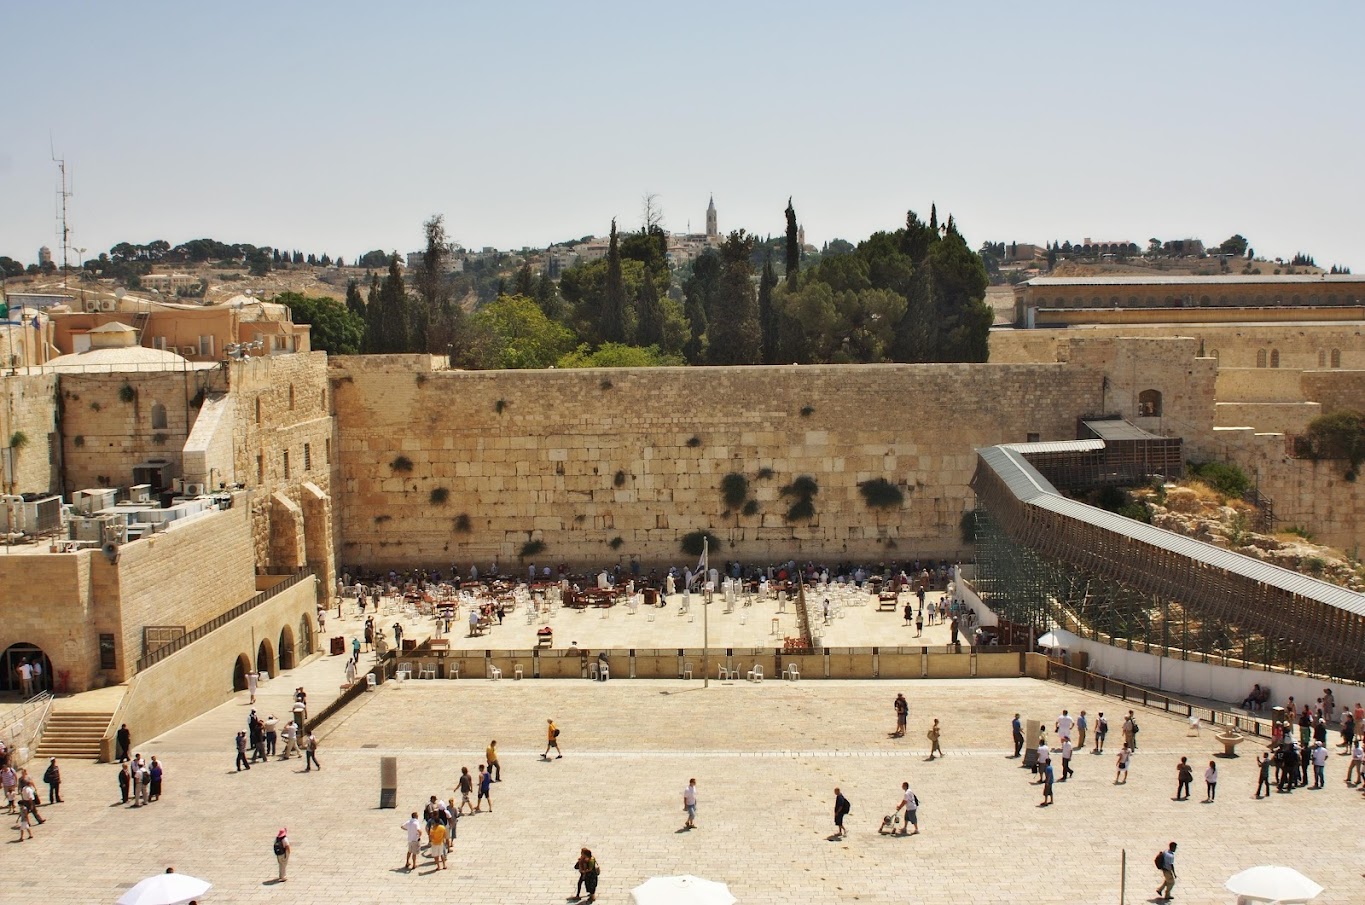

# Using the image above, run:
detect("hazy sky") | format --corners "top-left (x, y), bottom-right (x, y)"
top-left (3, 2), bottom-right (1361, 268)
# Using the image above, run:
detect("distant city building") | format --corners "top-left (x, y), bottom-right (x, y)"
top-left (38, 246), bottom-right (52, 267)
top-left (404, 249), bottom-right (464, 274)
top-left (706, 195), bottom-right (718, 239)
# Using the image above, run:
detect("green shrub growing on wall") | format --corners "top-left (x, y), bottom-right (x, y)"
top-left (390, 455), bottom-right (414, 473)
top-left (519, 539), bottom-right (546, 559)
top-left (720, 472), bottom-right (749, 510)
top-left (680, 530), bottom-right (722, 557)
top-left (858, 478), bottom-right (904, 510)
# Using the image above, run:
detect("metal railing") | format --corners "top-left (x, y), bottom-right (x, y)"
top-left (1046, 661), bottom-right (1272, 737)
top-left (135, 570), bottom-right (314, 673)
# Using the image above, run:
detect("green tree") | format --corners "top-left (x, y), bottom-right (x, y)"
top-left (471, 294), bottom-right (576, 369)
top-left (706, 231), bottom-right (761, 365)
top-left (276, 291), bottom-right (366, 355)
top-left (370, 255), bottom-right (412, 353)
top-left (681, 250), bottom-right (719, 363)
top-left (635, 265), bottom-right (665, 348)
top-left (557, 343), bottom-right (684, 368)
top-left (758, 250), bottom-right (779, 364)
top-left (784, 197), bottom-right (800, 288)
top-left (357, 249), bottom-right (389, 268)
top-left (345, 279), bottom-right (365, 320)
top-left (601, 220), bottom-right (629, 344)
top-left (1218, 234), bottom-right (1249, 257)
top-left (514, 261), bottom-right (534, 297)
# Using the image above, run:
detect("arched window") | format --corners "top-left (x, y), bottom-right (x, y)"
top-left (1138, 389), bottom-right (1163, 417)
top-left (150, 402), bottom-right (167, 430)
top-left (1331, 349), bottom-right (1342, 368)
top-left (1270, 349), bottom-right (1280, 368)
top-left (1209, 349), bottom-right (1219, 361)
top-left (1256, 349), bottom-right (1267, 368)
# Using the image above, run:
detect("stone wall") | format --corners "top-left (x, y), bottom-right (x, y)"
top-left (100, 575), bottom-right (318, 760)
top-left (0, 550), bottom-right (108, 692)
top-left (58, 369), bottom-right (221, 494)
top-left (0, 373), bottom-right (58, 495)
top-left (330, 358), bottom-right (1108, 569)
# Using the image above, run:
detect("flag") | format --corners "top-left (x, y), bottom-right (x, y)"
top-left (694, 536), bottom-right (709, 583)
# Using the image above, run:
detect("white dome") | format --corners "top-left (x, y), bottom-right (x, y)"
top-left (44, 345), bottom-right (198, 373)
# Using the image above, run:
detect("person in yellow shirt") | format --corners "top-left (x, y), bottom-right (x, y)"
top-left (429, 817), bottom-right (448, 870)
top-left (544, 719), bottom-right (562, 760)
top-left (486, 740), bottom-right (501, 781)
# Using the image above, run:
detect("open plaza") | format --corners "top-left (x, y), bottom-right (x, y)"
top-left (5, 596), bottom-right (1364, 904)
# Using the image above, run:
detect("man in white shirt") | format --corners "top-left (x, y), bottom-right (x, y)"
top-left (1060, 737), bottom-right (1074, 781)
top-left (18, 662), bottom-right (33, 697)
top-left (1311, 741), bottom-right (1328, 788)
top-left (895, 782), bottom-right (919, 836)
top-left (681, 778), bottom-right (697, 830)
top-left (1035, 738), bottom-right (1050, 781)
top-left (1055, 710), bottom-right (1074, 742)
top-left (401, 812), bottom-right (423, 870)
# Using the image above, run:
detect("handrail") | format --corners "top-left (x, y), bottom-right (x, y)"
top-left (0, 692), bottom-right (54, 768)
top-left (135, 569), bottom-right (314, 673)
top-left (1046, 660), bottom-right (1273, 738)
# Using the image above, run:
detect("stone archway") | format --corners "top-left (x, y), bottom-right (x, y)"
top-left (278, 624), bottom-right (297, 671)
top-left (256, 639), bottom-right (275, 678)
top-left (2, 642), bottom-right (53, 695)
top-left (233, 653), bottom-right (251, 691)
top-left (298, 613), bottom-right (314, 656)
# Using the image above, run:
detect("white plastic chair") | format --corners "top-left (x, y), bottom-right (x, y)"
top-left (396, 662), bottom-right (413, 681)
top-left (600, 664), bottom-right (609, 681)
top-left (514, 663), bottom-right (524, 680)
top-left (748, 665), bottom-right (764, 683)
top-left (589, 662), bottom-right (600, 681)
top-left (365, 673), bottom-right (377, 691)
top-left (682, 661), bottom-right (693, 680)
top-left (447, 663), bottom-right (459, 680)
top-left (718, 663), bottom-right (730, 681)
top-left (786, 663), bottom-right (801, 681)
top-left (418, 664), bottom-right (436, 680)
top-left (488, 665), bottom-right (502, 681)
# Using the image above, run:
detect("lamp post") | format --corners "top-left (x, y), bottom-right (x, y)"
top-left (702, 537), bottom-right (710, 689)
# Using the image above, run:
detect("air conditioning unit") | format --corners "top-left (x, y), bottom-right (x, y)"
top-left (74, 487), bottom-right (118, 515)
top-left (99, 299), bottom-right (117, 312)
top-left (128, 483), bottom-right (151, 504)
top-left (84, 299), bottom-right (101, 313)
top-left (184, 483), bottom-right (206, 496)
top-left (182, 346), bottom-right (198, 357)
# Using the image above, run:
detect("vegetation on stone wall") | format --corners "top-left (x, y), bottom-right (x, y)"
top-left (453, 513), bottom-right (472, 533)
top-left (390, 455), bottom-right (414, 473)
top-left (780, 475), bottom-right (819, 523)
top-left (680, 530), bottom-right (722, 557)
top-left (858, 478), bottom-right (904, 510)
top-left (720, 472), bottom-right (749, 510)
top-left (519, 539), bottom-right (546, 559)
top-left (429, 487), bottom-right (449, 505)
top-left (119, 383), bottom-right (137, 403)
top-left (8, 430), bottom-right (27, 451)
top-left (1186, 461), bottom-right (1251, 499)
top-left (1297, 410), bottom-right (1365, 480)
top-left (609, 536), bottom-right (624, 550)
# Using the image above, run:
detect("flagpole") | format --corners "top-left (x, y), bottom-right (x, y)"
top-left (702, 536), bottom-right (710, 689)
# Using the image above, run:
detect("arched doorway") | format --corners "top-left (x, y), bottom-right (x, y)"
top-left (256, 639), bottom-right (275, 679)
top-left (232, 653), bottom-right (251, 691)
top-left (298, 613), bottom-right (314, 656)
top-left (2, 643), bottom-right (53, 695)
top-left (278, 625), bottom-right (296, 671)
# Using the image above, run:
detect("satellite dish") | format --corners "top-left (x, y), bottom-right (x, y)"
top-left (114, 288), bottom-right (126, 299)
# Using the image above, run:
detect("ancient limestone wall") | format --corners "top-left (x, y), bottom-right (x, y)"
top-left (58, 369), bottom-right (217, 493)
top-left (0, 373), bottom-right (58, 495)
top-left (992, 322), bottom-right (1365, 371)
top-left (330, 358), bottom-right (1107, 569)
top-left (0, 549), bottom-right (108, 692)
top-left (1301, 370), bottom-right (1365, 415)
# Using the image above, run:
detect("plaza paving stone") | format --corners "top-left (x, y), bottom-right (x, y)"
top-left (5, 668), bottom-right (1362, 904)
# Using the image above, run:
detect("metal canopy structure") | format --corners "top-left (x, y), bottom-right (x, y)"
top-left (971, 444), bottom-right (1365, 681)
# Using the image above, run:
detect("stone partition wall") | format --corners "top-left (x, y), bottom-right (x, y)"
top-left (330, 359), bottom-right (1107, 569)
top-left (0, 373), bottom-right (58, 495)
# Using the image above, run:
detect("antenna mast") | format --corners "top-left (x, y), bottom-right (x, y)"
top-left (52, 143), bottom-right (72, 284)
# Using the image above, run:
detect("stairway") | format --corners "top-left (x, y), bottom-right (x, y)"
top-left (35, 711), bottom-right (111, 760)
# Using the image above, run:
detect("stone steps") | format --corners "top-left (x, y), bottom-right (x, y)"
top-left (35, 711), bottom-right (111, 760)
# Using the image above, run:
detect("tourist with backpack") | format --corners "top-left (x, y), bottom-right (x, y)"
top-left (572, 847), bottom-right (600, 903)
top-left (544, 718), bottom-right (563, 759)
top-left (894, 781), bottom-right (919, 835)
top-left (833, 787), bottom-right (850, 837)
top-left (1155, 841), bottom-right (1177, 900)
top-left (273, 828), bottom-right (291, 882)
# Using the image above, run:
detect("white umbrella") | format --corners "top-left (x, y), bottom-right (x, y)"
top-left (631, 874), bottom-right (737, 905)
top-left (1225, 865), bottom-right (1323, 903)
top-left (116, 873), bottom-right (212, 905)
top-left (1036, 628), bottom-right (1079, 649)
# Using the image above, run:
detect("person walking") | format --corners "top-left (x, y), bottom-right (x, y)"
top-left (401, 812), bottom-right (422, 870)
top-left (16, 784), bottom-right (35, 841)
top-left (303, 732), bottom-right (320, 771)
top-left (352, 636), bottom-right (362, 663)
top-left (117, 764), bottom-right (130, 804)
top-left (1, 764), bottom-right (16, 815)
top-left (1115, 746), bottom-right (1130, 784)
top-left (1155, 841), bottom-right (1177, 901)
top-left (115, 724), bottom-right (131, 763)
top-left (429, 815), bottom-right (449, 870)
top-left (922, 720), bottom-right (944, 758)
top-left (456, 767), bottom-right (474, 815)
top-left (344, 658), bottom-right (357, 687)
top-left (476, 764), bottom-right (492, 813)
top-left (486, 740), bottom-right (501, 782)
top-left (264, 715), bottom-right (278, 757)
top-left (1122, 711), bottom-right (1137, 751)
top-left (1255, 751), bottom-right (1272, 798)
top-left (273, 829), bottom-right (291, 882)
top-left (682, 777), bottom-right (698, 830)
top-left (1311, 740), bottom-right (1327, 788)
top-left (1040, 758), bottom-right (1054, 806)
top-left (1174, 757), bottom-right (1193, 800)
top-left (1347, 739), bottom-right (1364, 785)
top-left (573, 848), bottom-right (600, 903)
top-left (1011, 713), bottom-right (1024, 758)
top-left (1094, 712), bottom-right (1108, 754)
top-left (893, 694), bottom-right (908, 738)
top-left (1203, 760), bottom-right (1218, 801)
top-left (42, 758), bottom-right (61, 804)
top-left (1034, 737), bottom-right (1050, 782)
top-left (1076, 711), bottom-right (1088, 749)
top-left (544, 719), bottom-right (563, 760)
top-left (833, 787), bottom-right (850, 838)
top-left (235, 731), bottom-right (251, 771)
top-left (1055, 710), bottom-right (1074, 741)
top-left (280, 721), bottom-right (298, 760)
top-left (894, 782), bottom-right (919, 835)
top-left (247, 669), bottom-right (260, 704)
top-left (1060, 736), bottom-right (1074, 781)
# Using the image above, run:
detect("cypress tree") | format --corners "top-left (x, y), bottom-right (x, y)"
top-left (784, 197), bottom-right (800, 288)
top-left (636, 267), bottom-right (664, 348)
top-left (707, 231), bottom-right (761, 365)
top-left (376, 254), bottom-right (411, 352)
top-left (758, 249), bottom-right (778, 364)
top-left (929, 203), bottom-right (938, 234)
top-left (601, 219), bottom-right (628, 343)
top-left (345, 279), bottom-right (365, 320)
